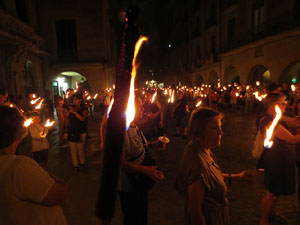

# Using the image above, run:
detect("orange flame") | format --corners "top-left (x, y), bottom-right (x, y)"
top-left (24, 118), bottom-right (33, 127)
top-left (93, 93), bottom-right (98, 99)
top-left (125, 36), bottom-right (148, 129)
top-left (291, 84), bottom-right (296, 92)
top-left (32, 94), bottom-right (36, 98)
top-left (30, 97), bottom-right (41, 105)
top-left (35, 99), bottom-right (44, 109)
top-left (44, 119), bottom-right (55, 127)
top-left (264, 105), bottom-right (282, 148)
top-left (196, 100), bottom-right (202, 107)
top-left (151, 92), bottom-right (157, 103)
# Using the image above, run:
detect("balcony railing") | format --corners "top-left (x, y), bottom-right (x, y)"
top-left (219, 11), bottom-right (300, 53)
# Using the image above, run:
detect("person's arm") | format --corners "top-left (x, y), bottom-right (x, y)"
top-left (121, 152), bottom-right (164, 181)
top-left (100, 112), bottom-right (108, 150)
top-left (70, 109), bottom-right (88, 122)
top-left (282, 115), bottom-right (300, 128)
top-left (222, 171), bottom-right (253, 183)
top-left (41, 173), bottom-right (68, 206)
top-left (274, 124), bottom-right (300, 143)
top-left (187, 180), bottom-right (206, 225)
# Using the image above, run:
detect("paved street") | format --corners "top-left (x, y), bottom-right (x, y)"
top-left (45, 110), bottom-right (300, 225)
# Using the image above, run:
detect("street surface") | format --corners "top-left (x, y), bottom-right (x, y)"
top-left (45, 110), bottom-right (300, 225)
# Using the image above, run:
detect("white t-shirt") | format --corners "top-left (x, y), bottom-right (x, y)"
top-left (0, 154), bottom-right (67, 225)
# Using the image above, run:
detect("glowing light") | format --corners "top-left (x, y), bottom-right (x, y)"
top-left (24, 118), bottom-right (33, 127)
top-left (107, 98), bottom-right (114, 119)
top-left (291, 84), bottom-right (296, 92)
top-left (125, 36), bottom-right (148, 129)
top-left (30, 97), bottom-right (41, 105)
top-left (164, 89), bottom-right (168, 95)
top-left (32, 94), bottom-right (36, 98)
top-left (264, 105), bottom-right (282, 148)
top-left (256, 81), bottom-right (260, 86)
top-left (151, 92), bottom-right (157, 103)
top-left (44, 119), bottom-right (55, 127)
top-left (196, 100), bottom-right (202, 107)
top-left (9, 104), bottom-right (14, 108)
top-left (93, 94), bottom-right (98, 99)
top-left (35, 99), bottom-right (44, 109)
top-left (235, 93), bottom-right (239, 97)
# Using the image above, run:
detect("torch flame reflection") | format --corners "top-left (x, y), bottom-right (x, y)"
top-left (125, 36), bottom-right (148, 129)
top-left (44, 119), bottom-right (55, 127)
top-left (24, 118), bottom-right (33, 127)
top-left (264, 105), bottom-right (282, 148)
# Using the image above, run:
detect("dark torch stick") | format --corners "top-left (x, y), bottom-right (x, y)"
top-left (95, 5), bottom-right (140, 221)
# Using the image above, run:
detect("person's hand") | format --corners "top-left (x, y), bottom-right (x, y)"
top-left (143, 166), bottom-right (165, 181)
top-left (238, 171), bottom-right (254, 183)
top-left (159, 120), bottom-right (163, 128)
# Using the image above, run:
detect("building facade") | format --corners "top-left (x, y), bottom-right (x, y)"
top-left (0, 0), bottom-right (117, 99)
top-left (167, 0), bottom-right (300, 86)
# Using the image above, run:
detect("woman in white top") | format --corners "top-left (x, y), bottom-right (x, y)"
top-left (0, 105), bottom-right (68, 225)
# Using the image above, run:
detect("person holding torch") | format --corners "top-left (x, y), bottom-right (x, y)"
top-left (258, 93), bottom-right (300, 225)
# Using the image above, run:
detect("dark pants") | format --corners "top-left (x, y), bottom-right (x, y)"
top-left (296, 161), bottom-right (300, 207)
top-left (118, 191), bottom-right (148, 225)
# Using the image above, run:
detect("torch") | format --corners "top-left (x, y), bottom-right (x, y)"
top-left (95, 5), bottom-right (142, 221)
top-left (40, 119), bottom-right (55, 138)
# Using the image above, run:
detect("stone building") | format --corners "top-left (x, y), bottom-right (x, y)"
top-left (0, 0), bottom-right (117, 99)
top-left (166, 0), bottom-right (300, 86)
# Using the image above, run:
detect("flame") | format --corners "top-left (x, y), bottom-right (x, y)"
top-left (253, 92), bottom-right (267, 101)
top-left (24, 118), bottom-right (33, 127)
top-left (235, 92), bottom-right (239, 97)
top-left (125, 36), bottom-right (148, 129)
top-left (30, 97), bottom-right (41, 105)
top-left (291, 84), bottom-right (296, 92)
top-left (264, 105), bottom-right (282, 148)
top-left (196, 100), bottom-right (202, 107)
top-left (164, 89), bottom-right (168, 95)
top-left (9, 104), bottom-right (14, 108)
top-left (93, 93), bottom-right (98, 99)
top-left (87, 96), bottom-right (91, 100)
top-left (169, 90), bottom-right (175, 103)
top-left (151, 92), bottom-right (157, 103)
top-left (35, 99), bottom-right (44, 109)
top-left (106, 98), bottom-right (114, 119)
top-left (76, 82), bottom-right (79, 89)
top-left (66, 92), bottom-right (69, 99)
top-left (256, 81), bottom-right (260, 86)
top-left (44, 119), bottom-right (55, 127)
top-left (32, 94), bottom-right (36, 98)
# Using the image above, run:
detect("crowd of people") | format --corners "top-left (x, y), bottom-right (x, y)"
top-left (1, 80), bottom-right (300, 225)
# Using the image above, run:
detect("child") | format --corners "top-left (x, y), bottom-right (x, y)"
top-left (28, 111), bottom-right (49, 170)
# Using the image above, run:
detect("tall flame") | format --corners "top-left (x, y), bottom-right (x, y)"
top-left (44, 119), bottom-right (55, 127)
top-left (125, 36), bottom-right (148, 129)
top-left (151, 92), bottom-right (157, 103)
top-left (93, 93), bottom-right (98, 99)
top-left (264, 105), bottom-right (282, 148)
top-left (291, 84), bottom-right (296, 92)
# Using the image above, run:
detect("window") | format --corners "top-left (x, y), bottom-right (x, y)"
top-left (56, 20), bottom-right (78, 62)
top-left (252, 0), bottom-right (264, 34)
top-left (15, 0), bottom-right (28, 23)
top-left (228, 18), bottom-right (235, 48)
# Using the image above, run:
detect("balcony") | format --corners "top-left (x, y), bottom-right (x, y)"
top-left (219, 11), bottom-right (300, 53)
top-left (0, 10), bottom-right (46, 50)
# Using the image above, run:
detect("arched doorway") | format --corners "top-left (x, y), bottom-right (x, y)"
top-left (223, 66), bottom-right (240, 84)
top-left (24, 60), bottom-right (35, 95)
top-left (51, 71), bottom-right (91, 98)
top-left (279, 61), bottom-right (300, 84)
top-left (247, 65), bottom-right (270, 85)
top-left (208, 70), bottom-right (218, 85)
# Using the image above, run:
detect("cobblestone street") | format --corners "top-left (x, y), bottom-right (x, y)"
top-left (46, 110), bottom-right (300, 225)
